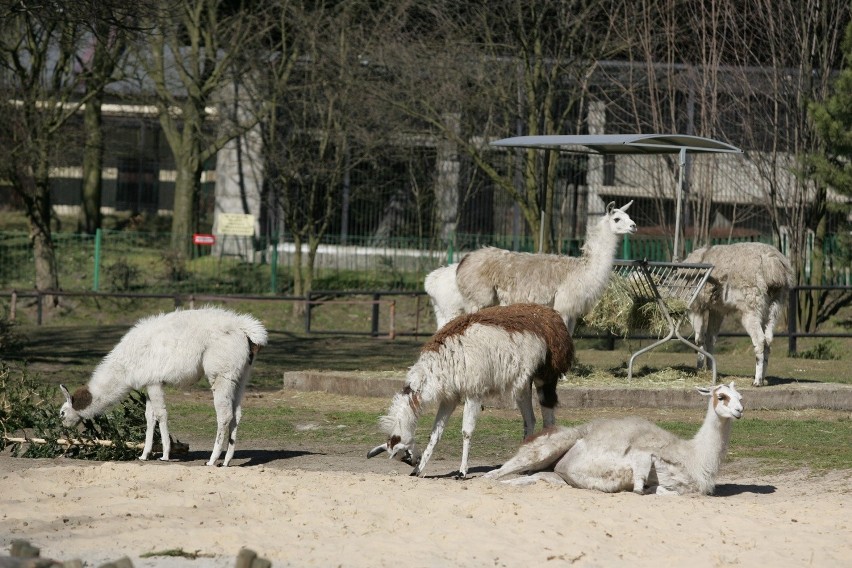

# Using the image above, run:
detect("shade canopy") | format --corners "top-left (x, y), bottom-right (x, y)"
top-left (490, 134), bottom-right (743, 261)
top-left (490, 134), bottom-right (742, 155)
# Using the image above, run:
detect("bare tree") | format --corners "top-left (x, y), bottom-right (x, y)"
top-left (723, 0), bottom-right (850, 331)
top-left (0, 2), bottom-right (99, 300)
top-left (373, 0), bottom-right (624, 252)
top-left (250, 1), bottom-right (396, 302)
top-left (134, 0), bottom-right (262, 254)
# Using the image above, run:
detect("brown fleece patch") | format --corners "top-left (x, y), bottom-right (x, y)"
top-left (388, 435), bottom-right (401, 449)
top-left (401, 385), bottom-right (421, 412)
top-left (424, 304), bottom-right (575, 373)
top-left (248, 339), bottom-right (261, 364)
top-left (71, 387), bottom-right (93, 411)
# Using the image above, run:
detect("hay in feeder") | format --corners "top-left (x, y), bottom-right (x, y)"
top-left (583, 275), bottom-right (691, 338)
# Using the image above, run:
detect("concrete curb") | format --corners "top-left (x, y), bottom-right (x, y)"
top-left (282, 371), bottom-right (852, 411)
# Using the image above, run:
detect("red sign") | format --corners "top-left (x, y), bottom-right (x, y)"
top-left (192, 233), bottom-right (216, 246)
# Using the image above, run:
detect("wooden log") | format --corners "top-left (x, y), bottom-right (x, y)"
top-left (2, 436), bottom-right (189, 455)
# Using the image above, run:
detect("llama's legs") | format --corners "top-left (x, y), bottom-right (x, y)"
top-left (564, 317), bottom-right (577, 336)
top-left (689, 310), bottom-right (706, 368)
top-left (534, 379), bottom-right (558, 430)
top-left (458, 398), bottom-right (482, 478)
top-left (499, 471), bottom-right (566, 487)
top-left (221, 404), bottom-right (242, 467)
top-left (221, 368), bottom-right (250, 467)
top-left (516, 385), bottom-right (536, 439)
top-left (411, 399), bottom-right (457, 477)
top-left (140, 384), bottom-right (170, 461)
top-left (208, 379), bottom-right (239, 466)
top-left (761, 298), bottom-right (783, 381)
top-left (741, 311), bottom-right (767, 386)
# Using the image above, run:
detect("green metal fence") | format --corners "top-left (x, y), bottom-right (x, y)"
top-left (3, 229), bottom-right (847, 295)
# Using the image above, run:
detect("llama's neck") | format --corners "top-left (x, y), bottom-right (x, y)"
top-left (688, 403), bottom-right (734, 492)
top-left (80, 360), bottom-right (133, 419)
top-left (580, 218), bottom-right (620, 273)
top-left (379, 366), bottom-right (435, 442)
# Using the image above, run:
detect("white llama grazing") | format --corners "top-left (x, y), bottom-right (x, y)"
top-left (424, 262), bottom-right (464, 329)
top-left (367, 303), bottom-right (574, 478)
top-left (684, 242), bottom-right (794, 387)
top-left (455, 201), bottom-right (636, 334)
top-left (59, 307), bottom-right (268, 467)
top-left (484, 382), bottom-right (743, 495)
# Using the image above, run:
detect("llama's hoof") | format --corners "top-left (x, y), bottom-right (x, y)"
top-left (454, 472), bottom-right (467, 480)
top-left (138, 455), bottom-right (149, 462)
top-left (158, 456), bottom-right (172, 462)
top-left (752, 379), bottom-right (764, 387)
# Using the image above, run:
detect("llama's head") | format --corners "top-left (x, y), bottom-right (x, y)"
top-left (697, 381), bottom-right (744, 420)
top-left (366, 389), bottom-right (421, 466)
top-left (604, 201), bottom-right (637, 235)
top-left (59, 384), bottom-right (89, 427)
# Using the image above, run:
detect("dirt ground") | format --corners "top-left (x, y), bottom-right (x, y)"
top-left (2, 427), bottom-right (851, 568)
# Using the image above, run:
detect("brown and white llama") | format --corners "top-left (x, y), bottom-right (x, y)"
top-left (367, 303), bottom-right (575, 478)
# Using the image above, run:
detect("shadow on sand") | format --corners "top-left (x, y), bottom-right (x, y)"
top-left (180, 449), bottom-right (321, 467)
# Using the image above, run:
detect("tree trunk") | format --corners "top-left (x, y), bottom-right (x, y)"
top-left (169, 153), bottom-right (202, 254)
top-left (80, 95), bottom-right (104, 234)
top-left (26, 171), bottom-right (60, 306)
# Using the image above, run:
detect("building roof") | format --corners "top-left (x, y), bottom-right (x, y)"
top-left (491, 134), bottom-right (742, 155)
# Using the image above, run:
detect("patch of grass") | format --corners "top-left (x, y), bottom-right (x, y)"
top-left (164, 392), bottom-right (852, 473)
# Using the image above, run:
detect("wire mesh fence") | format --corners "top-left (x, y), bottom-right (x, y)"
top-left (1, 227), bottom-right (847, 295)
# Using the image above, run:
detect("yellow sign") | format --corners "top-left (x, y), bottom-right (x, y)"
top-left (217, 213), bottom-right (255, 236)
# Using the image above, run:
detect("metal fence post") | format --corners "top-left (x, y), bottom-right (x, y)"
top-left (787, 287), bottom-right (798, 356)
top-left (270, 237), bottom-right (278, 294)
top-left (371, 293), bottom-right (380, 337)
top-left (92, 228), bottom-right (102, 291)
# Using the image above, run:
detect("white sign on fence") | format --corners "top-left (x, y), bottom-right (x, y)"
top-left (217, 213), bottom-right (255, 236)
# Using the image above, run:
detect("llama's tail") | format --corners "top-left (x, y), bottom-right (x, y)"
top-left (483, 425), bottom-right (586, 480)
top-left (236, 314), bottom-right (268, 347)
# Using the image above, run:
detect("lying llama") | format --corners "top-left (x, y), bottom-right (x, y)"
top-left (683, 242), bottom-right (794, 387)
top-left (59, 307), bottom-right (268, 467)
top-left (367, 303), bottom-right (574, 478)
top-left (484, 382), bottom-right (743, 495)
top-left (424, 262), bottom-right (464, 329)
top-left (455, 201), bottom-right (636, 333)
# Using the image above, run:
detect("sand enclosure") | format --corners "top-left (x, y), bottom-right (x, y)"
top-left (2, 453), bottom-right (850, 568)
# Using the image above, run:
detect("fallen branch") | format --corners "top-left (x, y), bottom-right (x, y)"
top-left (3, 435), bottom-right (189, 455)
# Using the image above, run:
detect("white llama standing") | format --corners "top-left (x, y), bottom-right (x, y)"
top-left (485, 382), bottom-right (743, 495)
top-left (59, 307), bottom-right (268, 467)
top-left (367, 303), bottom-right (574, 478)
top-left (454, 201), bottom-right (636, 333)
top-left (684, 242), bottom-right (794, 386)
top-left (424, 262), bottom-right (464, 329)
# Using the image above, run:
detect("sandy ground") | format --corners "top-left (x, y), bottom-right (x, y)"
top-left (2, 447), bottom-right (850, 568)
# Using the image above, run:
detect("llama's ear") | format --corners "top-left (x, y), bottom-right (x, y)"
top-left (367, 443), bottom-right (388, 459)
top-left (618, 200), bottom-right (634, 211)
top-left (606, 201), bottom-right (616, 214)
top-left (696, 386), bottom-right (712, 397)
top-left (728, 380), bottom-right (737, 391)
top-left (59, 384), bottom-right (72, 404)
